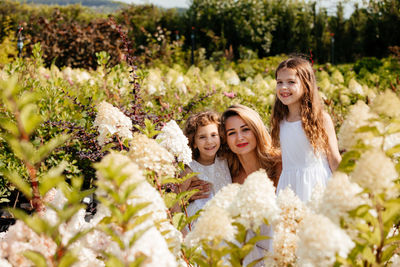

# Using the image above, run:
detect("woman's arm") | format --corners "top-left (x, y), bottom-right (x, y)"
top-left (323, 112), bottom-right (342, 172)
top-left (179, 166), bottom-right (211, 201)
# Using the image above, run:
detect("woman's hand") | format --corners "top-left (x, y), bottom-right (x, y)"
top-left (187, 177), bottom-right (212, 201)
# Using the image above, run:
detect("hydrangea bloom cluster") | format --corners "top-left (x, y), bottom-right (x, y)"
top-left (297, 213), bottom-right (354, 267)
top-left (318, 172), bottom-right (366, 224)
top-left (155, 120), bottom-right (192, 165)
top-left (337, 100), bottom-right (382, 150)
top-left (351, 149), bottom-right (398, 196)
top-left (228, 170), bottom-right (279, 230)
top-left (371, 89), bottom-right (400, 118)
top-left (96, 151), bottom-right (145, 197)
top-left (268, 187), bottom-right (308, 266)
top-left (129, 133), bottom-right (176, 177)
top-left (184, 205), bottom-right (236, 247)
top-left (0, 220), bottom-right (57, 266)
top-left (93, 101), bottom-right (133, 146)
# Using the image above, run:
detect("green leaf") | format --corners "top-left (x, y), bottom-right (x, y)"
top-left (246, 234), bottom-right (270, 245)
top-left (129, 226), bottom-right (152, 247)
top-left (9, 138), bottom-right (36, 163)
top-left (172, 212), bottom-right (187, 230)
top-left (355, 125), bottom-right (382, 136)
top-left (382, 198), bottom-right (400, 226)
top-left (233, 222), bottom-right (247, 244)
top-left (20, 103), bottom-right (43, 136)
top-left (35, 134), bottom-right (69, 164)
top-left (122, 202), bottom-right (151, 222)
top-left (39, 162), bottom-right (67, 196)
top-left (0, 117), bottom-right (18, 136)
top-left (58, 251), bottom-right (78, 267)
top-left (386, 144), bottom-right (400, 157)
top-left (3, 170), bottom-right (32, 199)
top-left (240, 243), bottom-right (255, 258)
top-left (23, 250), bottom-right (48, 267)
top-left (11, 209), bottom-right (51, 235)
top-left (105, 255), bottom-right (125, 267)
top-left (101, 225), bottom-right (125, 249)
top-left (128, 212), bottom-right (153, 231)
top-left (381, 244), bottom-right (398, 262)
top-left (338, 150), bottom-right (361, 173)
top-left (129, 255), bottom-right (148, 267)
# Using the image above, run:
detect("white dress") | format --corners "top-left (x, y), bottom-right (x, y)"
top-left (186, 157), bottom-right (232, 218)
top-left (276, 119), bottom-right (332, 202)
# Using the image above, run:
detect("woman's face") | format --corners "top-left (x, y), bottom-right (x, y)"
top-left (225, 115), bottom-right (257, 156)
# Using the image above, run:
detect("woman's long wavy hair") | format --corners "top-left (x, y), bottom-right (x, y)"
top-left (221, 104), bottom-right (281, 186)
top-left (271, 57), bottom-right (329, 154)
top-left (183, 111), bottom-right (222, 160)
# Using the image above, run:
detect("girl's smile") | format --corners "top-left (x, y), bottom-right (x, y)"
top-left (194, 123), bottom-right (221, 165)
top-left (276, 68), bottom-right (304, 109)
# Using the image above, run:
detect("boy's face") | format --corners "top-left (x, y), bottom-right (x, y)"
top-left (194, 123), bottom-right (221, 165)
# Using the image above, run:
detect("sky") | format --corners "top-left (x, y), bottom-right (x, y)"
top-left (122, 0), bottom-right (366, 18)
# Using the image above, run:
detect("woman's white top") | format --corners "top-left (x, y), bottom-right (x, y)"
top-left (186, 157), bottom-right (232, 218)
top-left (276, 119), bottom-right (332, 202)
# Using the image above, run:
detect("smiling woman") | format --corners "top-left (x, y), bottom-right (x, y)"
top-left (220, 104), bottom-right (281, 186)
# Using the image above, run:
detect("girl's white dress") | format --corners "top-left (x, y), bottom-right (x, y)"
top-left (186, 157), bottom-right (232, 218)
top-left (276, 119), bottom-right (332, 202)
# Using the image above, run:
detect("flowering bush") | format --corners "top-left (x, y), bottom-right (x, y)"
top-left (0, 51), bottom-right (399, 266)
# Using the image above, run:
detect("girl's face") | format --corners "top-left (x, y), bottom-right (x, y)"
top-left (225, 115), bottom-right (257, 157)
top-left (276, 68), bottom-right (304, 108)
top-left (194, 123), bottom-right (221, 164)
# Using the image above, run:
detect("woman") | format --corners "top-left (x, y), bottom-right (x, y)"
top-left (221, 104), bottom-right (281, 186)
top-left (220, 104), bottom-right (281, 266)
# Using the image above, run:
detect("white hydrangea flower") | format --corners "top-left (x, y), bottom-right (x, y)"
top-left (348, 78), bottom-right (364, 95)
top-left (228, 170), bottom-right (279, 230)
top-left (0, 259), bottom-right (12, 267)
top-left (70, 246), bottom-right (105, 267)
top-left (129, 133), bottom-right (176, 177)
top-left (96, 151), bottom-right (145, 197)
top-left (351, 149), bottom-right (398, 196)
top-left (267, 229), bottom-right (299, 267)
top-left (269, 187), bottom-right (308, 266)
top-left (297, 213), bottom-right (354, 267)
top-left (331, 70), bottom-right (344, 84)
top-left (184, 205), bottom-right (236, 247)
top-left (338, 101), bottom-right (383, 150)
top-left (371, 90), bottom-right (400, 118)
top-left (128, 227), bottom-right (178, 267)
top-left (275, 187), bottom-right (308, 229)
top-left (223, 69), bottom-right (240, 85)
top-left (318, 172), bottom-right (366, 224)
top-left (144, 68), bottom-right (166, 96)
top-left (156, 120), bottom-right (192, 165)
top-left (203, 183), bottom-right (241, 211)
top-left (93, 101), bottom-right (133, 146)
top-left (0, 220), bottom-right (57, 266)
top-left (124, 173), bottom-right (183, 256)
top-left (390, 254), bottom-right (400, 267)
top-left (307, 182), bottom-right (325, 212)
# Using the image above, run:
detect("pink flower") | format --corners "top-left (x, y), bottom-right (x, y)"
top-left (223, 92), bottom-right (236, 98)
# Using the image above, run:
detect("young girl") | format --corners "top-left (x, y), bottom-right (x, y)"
top-left (182, 111), bottom-right (232, 221)
top-left (271, 57), bottom-right (342, 203)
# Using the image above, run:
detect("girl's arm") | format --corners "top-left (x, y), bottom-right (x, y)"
top-left (323, 112), bottom-right (342, 172)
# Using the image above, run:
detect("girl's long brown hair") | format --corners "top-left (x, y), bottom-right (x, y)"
top-left (221, 104), bottom-right (281, 186)
top-left (271, 57), bottom-right (329, 154)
